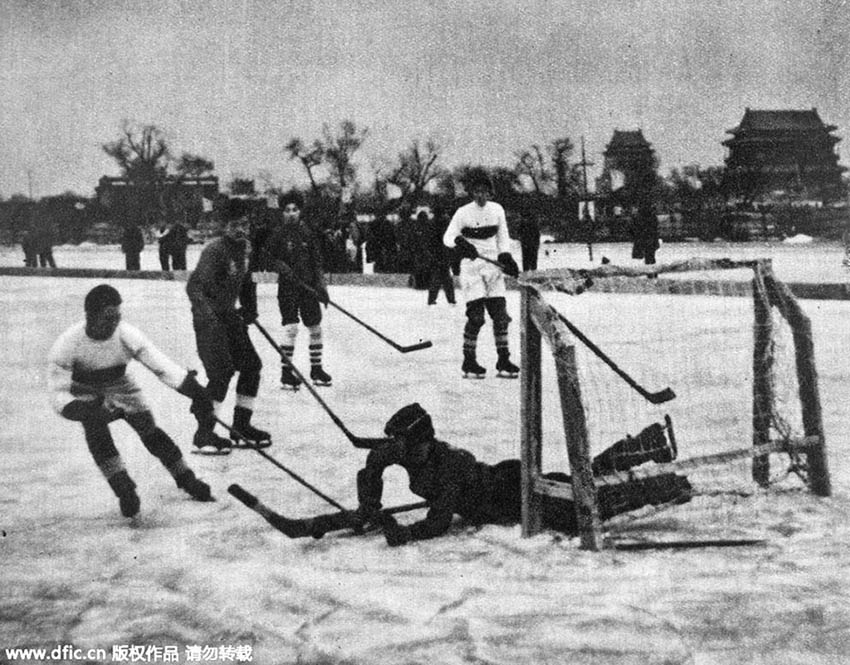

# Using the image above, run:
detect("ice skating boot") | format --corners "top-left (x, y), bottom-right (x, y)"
top-left (108, 470), bottom-right (141, 518)
top-left (192, 426), bottom-right (232, 456)
top-left (175, 468), bottom-right (214, 502)
top-left (591, 417), bottom-right (676, 475)
top-left (230, 405), bottom-right (272, 449)
top-left (310, 365), bottom-right (332, 387)
top-left (280, 364), bottom-right (302, 391)
top-left (462, 351), bottom-right (486, 379)
top-left (495, 349), bottom-right (520, 378)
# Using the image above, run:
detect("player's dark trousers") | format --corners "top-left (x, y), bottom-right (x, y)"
top-left (159, 245), bottom-right (170, 271)
top-left (521, 243), bottom-right (539, 271)
top-left (427, 266), bottom-right (455, 304)
top-left (194, 311), bottom-right (262, 402)
top-left (125, 253), bottom-right (141, 271)
top-left (82, 411), bottom-right (185, 472)
top-left (277, 284), bottom-right (322, 327)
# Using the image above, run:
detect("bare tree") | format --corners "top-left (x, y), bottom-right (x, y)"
top-left (549, 137), bottom-right (579, 199)
top-left (174, 153), bottom-right (215, 178)
top-left (384, 137), bottom-right (447, 206)
top-left (285, 137), bottom-right (324, 195)
top-left (514, 144), bottom-right (555, 195)
top-left (102, 121), bottom-right (171, 184)
top-left (321, 119), bottom-right (369, 196)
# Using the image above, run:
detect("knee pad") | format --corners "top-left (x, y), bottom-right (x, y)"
top-left (465, 299), bottom-right (486, 329)
top-left (484, 297), bottom-right (512, 327)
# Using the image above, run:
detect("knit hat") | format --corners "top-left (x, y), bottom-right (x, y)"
top-left (384, 403), bottom-right (435, 443)
top-left (84, 284), bottom-right (122, 316)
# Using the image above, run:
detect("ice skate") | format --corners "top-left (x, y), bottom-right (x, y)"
top-left (495, 350), bottom-right (519, 378)
top-left (462, 351), bottom-right (486, 379)
top-left (230, 405), bottom-right (272, 449)
top-left (310, 365), bottom-right (332, 387)
top-left (192, 428), bottom-right (232, 456)
top-left (108, 470), bottom-right (140, 518)
top-left (175, 469), bottom-right (214, 502)
top-left (280, 364), bottom-right (302, 391)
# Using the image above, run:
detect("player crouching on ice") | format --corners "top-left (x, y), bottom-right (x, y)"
top-left (235, 403), bottom-right (691, 545)
top-left (48, 284), bottom-right (216, 518)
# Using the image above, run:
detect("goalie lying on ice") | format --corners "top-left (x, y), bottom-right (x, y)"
top-left (355, 403), bottom-right (692, 546)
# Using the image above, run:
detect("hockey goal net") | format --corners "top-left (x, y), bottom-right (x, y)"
top-left (518, 258), bottom-right (831, 550)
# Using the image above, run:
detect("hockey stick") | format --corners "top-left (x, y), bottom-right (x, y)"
top-left (553, 308), bottom-right (676, 405)
top-left (285, 270), bottom-right (432, 354)
top-left (609, 539), bottom-right (766, 551)
top-left (228, 483), bottom-right (427, 539)
top-left (214, 416), bottom-right (347, 511)
top-left (252, 319), bottom-right (389, 449)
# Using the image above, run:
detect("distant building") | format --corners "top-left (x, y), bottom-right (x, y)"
top-left (95, 175), bottom-right (220, 228)
top-left (596, 129), bottom-right (659, 236)
top-left (722, 108), bottom-right (845, 203)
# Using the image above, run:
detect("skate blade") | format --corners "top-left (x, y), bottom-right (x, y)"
top-left (191, 445), bottom-right (232, 456)
top-left (280, 384), bottom-right (301, 391)
top-left (312, 380), bottom-right (332, 387)
top-left (496, 371), bottom-right (519, 379)
top-left (462, 372), bottom-right (486, 379)
top-left (229, 440), bottom-right (273, 449)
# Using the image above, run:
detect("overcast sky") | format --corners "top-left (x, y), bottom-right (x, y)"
top-left (2, 0), bottom-right (848, 198)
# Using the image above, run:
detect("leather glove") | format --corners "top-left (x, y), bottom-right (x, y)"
top-left (315, 284), bottom-right (330, 307)
top-left (498, 252), bottom-right (520, 278)
top-left (454, 236), bottom-right (478, 260)
top-left (378, 513), bottom-right (411, 547)
top-left (178, 370), bottom-right (214, 418)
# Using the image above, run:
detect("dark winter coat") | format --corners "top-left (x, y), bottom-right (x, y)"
top-left (121, 226), bottom-right (145, 255)
top-left (186, 236), bottom-right (255, 322)
top-left (357, 439), bottom-right (515, 541)
top-left (259, 220), bottom-right (325, 291)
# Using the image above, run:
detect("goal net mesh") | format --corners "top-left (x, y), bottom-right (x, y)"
top-left (520, 258), bottom-right (826, 544)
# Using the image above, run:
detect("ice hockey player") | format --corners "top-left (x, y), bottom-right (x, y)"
top-left (443, 169), bottom-right (520, 378)
top-left (186, 199), bottom-right (271, 453)
top-left (254, 403), bottom-right (690, 544)
top-left (258, 190), bottom-right (331, 388)
top-left (48, 284), bottom-right (216, 518)
top-left (357, 403), bottom-right (690, 546)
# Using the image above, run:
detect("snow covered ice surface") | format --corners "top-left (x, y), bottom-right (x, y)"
top-left (1, 242), bottom-right (850, 665)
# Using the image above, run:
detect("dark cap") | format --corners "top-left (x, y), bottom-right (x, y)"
top-left (279, 190), bottom-right (304, 210)
top-left (384, 403), bottom-right (435, 443)
top-left (84, 284), bottom-right (122, 315)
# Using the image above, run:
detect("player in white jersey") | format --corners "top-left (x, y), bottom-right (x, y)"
top-left (443, 170), bottom-right (520, 378)
top-left (48, 284), bottom-right (217, 518)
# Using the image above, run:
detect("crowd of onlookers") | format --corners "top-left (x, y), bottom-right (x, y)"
top-left (15, 205), bottom-right (545, 287)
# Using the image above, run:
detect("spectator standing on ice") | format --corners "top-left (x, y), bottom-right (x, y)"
top-left (33, 221), bottom-right (56, 268)
top-left (517, 213), bottom-right (541, 271)
top-left (156, 221), bottom-right (173, 270)
top-left (21, 228), bottom-right (38, 267)
top-left (168, 220), bottom-right (191, 270)
top-left (426, 206), bottom-right (456, 305)
top-left (366, 212), bottom-right (398, 273)
top-left (258, 190), bottom-right (331, 389)
top-left (48, 284), bottom-right (216, 517)
top-left (443, 170), bottom-right (520, 378)
top-left (121, 223), bottom-right (145, 271)
top-left (631, 201), bottom-right (660, 267)
top-left (186, 200), bottom-right (271, 453)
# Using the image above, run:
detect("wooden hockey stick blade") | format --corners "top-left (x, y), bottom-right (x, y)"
top-left (228, 484), bottom-right (309, 537)
top-left (398, 340), bottom-right (433, 353)
top-left (350, 436), bottom-right (391, 449)
top-left (285, 270), bottom-right (433, 354)
top-left (609, 538), bottom-right (766, 551)
top-left (253, 320), bottom-right (387, 448)
top-left (554, 309), bottom-right (676, 404)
